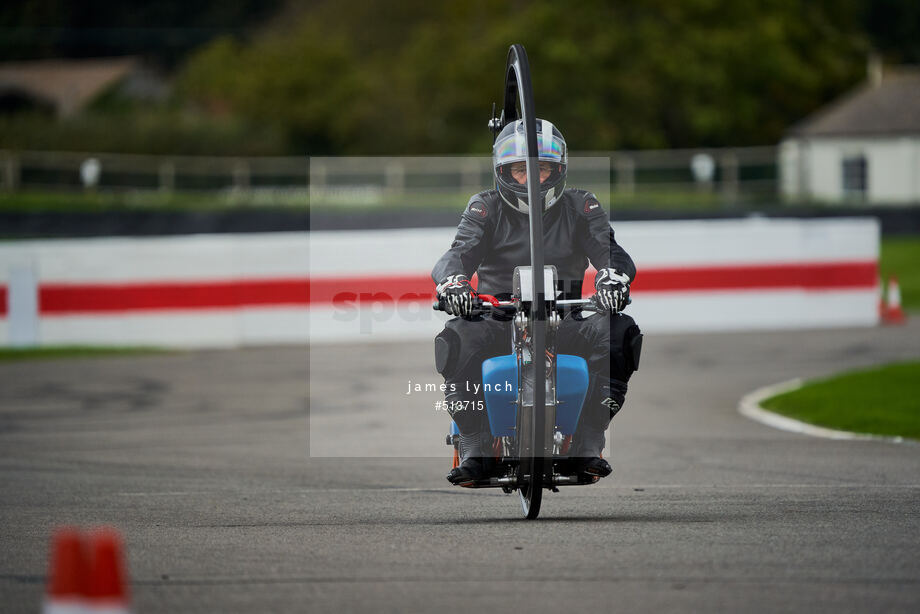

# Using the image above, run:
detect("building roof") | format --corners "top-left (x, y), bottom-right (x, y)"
top-left (0, 57), bottom-right (138, 117)
top-left (787, 68), bottom-right (920, 138)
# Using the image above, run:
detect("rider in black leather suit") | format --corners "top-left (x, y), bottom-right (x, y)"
top-left (433, 118), bottom-right (642, 485)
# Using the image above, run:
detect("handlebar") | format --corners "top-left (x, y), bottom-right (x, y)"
top-left (431, 294), bottom-right (515, 313)
top-left (431, 294), bottom-right (597, 313)
top-left (474, 294), bottom-right (510, 307)
top-left (556, 298), bottom-right (596, 307)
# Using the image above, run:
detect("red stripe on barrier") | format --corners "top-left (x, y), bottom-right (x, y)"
top-left (0, 286), bottom-right (6, 317)
top-left (309, 275), bottom-right (435, 306)
top-left (40, 279), bottom-right (309, 314)
top-left (29, 261), bottom-right (876, 315)
top-left (612, 261), bottom-right (878, 293)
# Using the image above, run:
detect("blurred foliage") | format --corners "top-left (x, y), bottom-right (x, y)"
top-left (176, 0), bottom-right (884, 154)
top-left (862, 0), bottom-right (920, 64)
top-left (0, 0), bottom-right (283, 67)
top-left (0, 187), bottom-right (789, 214)
top-left (0, 111), bottom-right (286, 155)
top-left (3, 0), bottom-right (919, 155)
top-left (0, 189), bottom-right (277, 212)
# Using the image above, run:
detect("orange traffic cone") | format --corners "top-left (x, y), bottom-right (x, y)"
top-left (883, 277), bottom-right (907, 325)
top-left (43, 527), bottom-right (89, 614)
top-left (86, 528), bottom-right (132, 614)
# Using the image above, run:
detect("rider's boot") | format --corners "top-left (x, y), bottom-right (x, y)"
top-left (570, 427), bottom-right (612, 478)
top-left (445, 390), bottom-right (494, 485)
top-left (571, 378), bottom-right (626, 478)
top-left (447, 432), bottom-right (484, 485)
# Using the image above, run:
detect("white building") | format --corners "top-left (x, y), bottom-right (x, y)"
top-left (779, 68), bottom-right (920, 205)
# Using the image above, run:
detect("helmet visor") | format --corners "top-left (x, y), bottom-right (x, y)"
top-left (497, 160), bottom-right (565, 187)
top-left (493, 122), bottom-right (567, 169)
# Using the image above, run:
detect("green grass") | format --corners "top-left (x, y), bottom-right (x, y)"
top-left (0, 190), bottom-right (262, 212)
top-left (880, 237), bottom-right (920, 312)
top-left (0, 345), bottom-right (169, 362)
top-left (761, 361), bottom-right (920, 439)
top-left (0, 187), bottom-right (775, 214)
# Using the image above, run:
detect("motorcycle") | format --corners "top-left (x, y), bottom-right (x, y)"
top-left (435, 266), bottom-right (605, 519)
top-left (433, 44), bottom-right (609, 519)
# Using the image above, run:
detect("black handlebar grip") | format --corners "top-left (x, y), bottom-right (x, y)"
top-left (432, 296), bottom-right (485, 313)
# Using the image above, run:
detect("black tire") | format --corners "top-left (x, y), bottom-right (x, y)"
top-left (518, 456), bottom-right (543, 519)
top-left (503, 43), bottom-right (548, 521)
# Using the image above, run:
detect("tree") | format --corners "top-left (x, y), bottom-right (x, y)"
top-left (174, 0), bottom-right (873, 153)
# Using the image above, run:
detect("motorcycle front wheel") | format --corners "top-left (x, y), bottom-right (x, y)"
top-left (518, 456), bottom-right (543, 519)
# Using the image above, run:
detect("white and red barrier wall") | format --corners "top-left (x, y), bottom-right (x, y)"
top-left (0, 218), bottom-right (879, 347)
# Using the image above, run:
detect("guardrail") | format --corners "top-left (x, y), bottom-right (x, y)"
top-left (0, 218), bottom-right (879, 348)
top-left (0, 146), bottom-right (778, 206)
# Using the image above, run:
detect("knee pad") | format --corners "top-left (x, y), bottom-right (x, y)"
top-left (626, 327), bottom-right (643, 373)
top-left (434, 327), bottom-right (461, 379)
top-left (609, 314), bottom-right (642, 380)
top-left (437, 318), bottom-right (512, 383)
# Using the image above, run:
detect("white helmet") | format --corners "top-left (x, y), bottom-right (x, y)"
top-left (492, 118), bottom-right (567, 214)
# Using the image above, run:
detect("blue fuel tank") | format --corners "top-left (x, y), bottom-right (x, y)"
top-left (481, 354), bottom-right (589, 437)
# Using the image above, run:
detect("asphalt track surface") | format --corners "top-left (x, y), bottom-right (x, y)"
top-left (2, 321), bottom-right (919, 613)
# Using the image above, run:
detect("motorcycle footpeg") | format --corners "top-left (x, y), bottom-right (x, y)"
top-left (455, 474), bottom-right (515, 489)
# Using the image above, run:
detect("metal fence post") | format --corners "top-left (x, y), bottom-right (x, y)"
top-left (1, 151), bottom-right (20, 191)
top-left (310, 158), bottom-right (325, 188)
top-left (614, 155), bottom-right (635, 195)
top-left (385, 161), bottom-right (405, 193)
top-left (720, 153), bottom-right (739, 202)
top-left (461, 158), bottom-right (482, 194)
top-left (233, 159), bottom-right (251, 190)
top-left (159, 161), bottom-right (175, 193)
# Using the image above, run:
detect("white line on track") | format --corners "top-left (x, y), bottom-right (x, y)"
top-left (738, 378), bottom-right (917, 444)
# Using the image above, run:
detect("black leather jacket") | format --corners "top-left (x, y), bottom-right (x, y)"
top-left (432, 188), bottom-right (635, 300)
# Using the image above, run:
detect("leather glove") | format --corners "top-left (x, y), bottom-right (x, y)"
top-left (593, 268), bottom-right (630, 312)
top-left (436, 274), bottom-right (476, 316)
